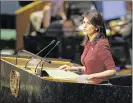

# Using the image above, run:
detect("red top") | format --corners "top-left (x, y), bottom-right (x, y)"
top-left (81, 39), bottom-right (116, 84)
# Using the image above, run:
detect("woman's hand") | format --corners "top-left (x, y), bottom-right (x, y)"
top-left (87, 74), bottom-right (95, 80)
top-left (58, 65), bottom-right (83, 71)
top-left (58, 65), bottom-right (71, 71)
top-left (76, 75), bottom-right (89, 83)
top-left (76, 74), bottom-right (95, 84)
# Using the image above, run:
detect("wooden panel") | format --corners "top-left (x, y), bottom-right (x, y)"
top-left (1, 56), bottom-right (71, 68)
top-left (116, 68), bottom-right (132, 75)
top-left (15, 1), bottom-right (51, 50)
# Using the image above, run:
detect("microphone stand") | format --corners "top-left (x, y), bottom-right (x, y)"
top-left (35, 41), bottom-right (60, 76)
top-left (24, 40), bottom-right (55, 68)
top-left (22, 50), bottom-right (51, 70)
top-left (13, 47), bottom-right (23, 65)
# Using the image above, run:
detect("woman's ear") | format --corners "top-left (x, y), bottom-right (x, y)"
top-left (96, 27), bottom-right (100, 32)
top-left (96, 28), bottom-right (98, 32)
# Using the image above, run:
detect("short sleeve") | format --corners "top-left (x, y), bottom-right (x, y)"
top-left (97, 40), bottom-right (116, 70)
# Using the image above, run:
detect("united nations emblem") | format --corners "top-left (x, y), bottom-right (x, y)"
top-left (10, 70), bottom-right (20, 97)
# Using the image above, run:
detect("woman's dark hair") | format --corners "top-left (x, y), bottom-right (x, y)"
top-left (81, 9), bottom-right (107, 46)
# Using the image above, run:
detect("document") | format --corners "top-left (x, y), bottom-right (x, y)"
top-left (42, 69), bottom-right (79, 79)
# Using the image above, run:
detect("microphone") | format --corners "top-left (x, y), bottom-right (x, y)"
top-left (35, 41), bottom-right (60, 76)
top-left (24, 40), bottom-right (56, 68)
top-left (36, 40), bottom-right (55, 55)
top-left (22, 50), bottom-right (51, 66)
top-left (13, 47), bottom-right (24, 65)
top-left (14, 47), bottom-right (24, 55)
top-left (44, 41), bottom-right (60, 58)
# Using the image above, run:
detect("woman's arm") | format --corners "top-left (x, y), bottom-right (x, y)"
top-left (59, 65), bottom-right (85, 72)
top-left (70, 66), bottom-right (85, 72)
top-left (93, 40), bottom-right (117, 79)
top-left (87, 69), bottom-right (116, 80)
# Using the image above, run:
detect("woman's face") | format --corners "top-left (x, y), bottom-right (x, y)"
top-left (82, 17), bottom-right (96, 36)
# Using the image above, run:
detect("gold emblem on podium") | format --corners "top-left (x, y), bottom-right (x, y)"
top-left (10, 70), bottom-right (20, 97)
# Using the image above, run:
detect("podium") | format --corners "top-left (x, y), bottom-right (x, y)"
top-left (0, 55), bottom-right (131, 103)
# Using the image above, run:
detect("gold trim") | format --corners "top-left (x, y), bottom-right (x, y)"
top-left (10, 70), bottom-right (20, 97)
top-left (1, 56), bottom-right (71, 65)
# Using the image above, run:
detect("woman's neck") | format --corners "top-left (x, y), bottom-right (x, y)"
top-left (88, 32), bottom-right (97, 42)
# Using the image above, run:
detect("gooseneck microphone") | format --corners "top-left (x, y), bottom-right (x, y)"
top-left (44, 41), bottom-right (60, 58)
top-left (14, 47), bottom-right (24, 65)
top-left (22, 50), bottom-right (51, 66)
top-left (24, 40), bottom-right (56, 68)
top-left (36, 40), bottom-right (56, 55)
top-left (35, 41), bottom-right (60, 75)
top-left (14, 47), bottom-right (24, 55)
